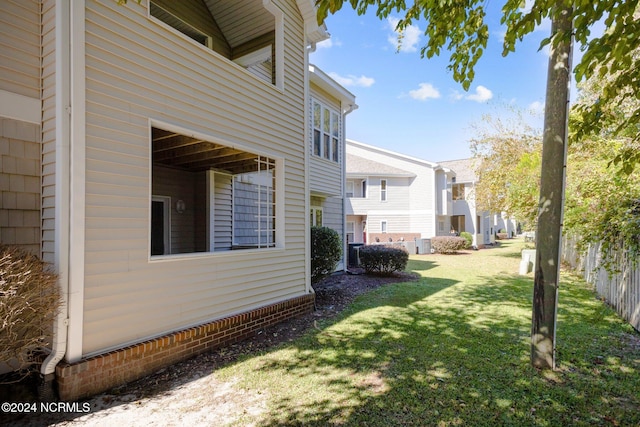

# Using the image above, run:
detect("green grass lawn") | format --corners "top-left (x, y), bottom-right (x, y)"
top-left (217, 240), bottom-right (640, 426)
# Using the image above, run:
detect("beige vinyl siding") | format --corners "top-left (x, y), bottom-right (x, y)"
top-left (309, 86), bottom-right (342, 196)
top-left (41, 0), bottom-right (56, 264)
top-left (81, 0), bottom-right (307, 356)
top-left (0, 0), bottom-right (41, 99)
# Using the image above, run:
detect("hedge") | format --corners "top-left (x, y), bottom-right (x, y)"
top-left (431, 236), bottom-right (468, 254)
top-left (359, 245), bottom-right (409, 276)
top-left (311, 226), bottom-right (343, 284)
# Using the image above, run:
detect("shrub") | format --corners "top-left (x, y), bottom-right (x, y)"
top-left (359, 245), bottom-right (409, 276)
top-left (0, 245), bottom-right (60, 380)
top-left (311, 226), bottom-right (342, 284)
top-left (431, 236), bottom-right (467, 254)
top-left (459, 231), bottom-right (473, 249)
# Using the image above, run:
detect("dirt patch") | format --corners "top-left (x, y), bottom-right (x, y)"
top-left (2, 270), bottom-right (417, 426)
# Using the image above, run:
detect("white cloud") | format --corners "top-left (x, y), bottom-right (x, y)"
top-left (449, 90), bottom-right (464, 101)
top-left (528, 101), bottom-right (545, 115)
top-left (466, 85), bottom-right (493, 102)
top-left (328, 72), bottom-right (375, 88)
top-left (409, 83), bottom-right (441, 101)
top-left (387, 17), bottom-right (421, 53)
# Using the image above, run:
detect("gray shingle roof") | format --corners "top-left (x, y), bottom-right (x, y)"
top-left (346, 153), bottom-right (416, 176)
top-left (438, 158), bottom-right (478, 183)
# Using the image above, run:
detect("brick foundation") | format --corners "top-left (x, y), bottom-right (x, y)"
top-left (55, 293), bottom-right (315, 401)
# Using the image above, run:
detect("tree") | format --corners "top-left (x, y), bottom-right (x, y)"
top-left (470, 109), bottom-right (542, 229)
top-left (316, 0), bottom-right (639, 369)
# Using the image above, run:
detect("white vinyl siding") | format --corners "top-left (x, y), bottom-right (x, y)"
top-left (81, 0), bottom-right (307, 356)
top-left (0, 1), bottom-right (41, 99)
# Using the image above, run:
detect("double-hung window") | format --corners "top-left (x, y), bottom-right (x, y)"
top-left (312, 100), bottom-right (340, 162)
top-left (380, 179), bottom-right (387, 202)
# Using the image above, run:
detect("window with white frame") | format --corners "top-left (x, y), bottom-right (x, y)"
top-left (452, 183), bottom-right (465, 200)
top-left (381, 220), bottom-right (387, 233)
top-left (312, 100), bottom-right (340, 162)
top-left (346, 221), bottom-right (355, 243)
top-left (380, 179), bottom-right (387, 202)
top-left (346, 181), bottom-right (354, 198)
top-left (310, 207), bottom-right (323, 227)
top-left (151, 126), bottom-right (279, 256)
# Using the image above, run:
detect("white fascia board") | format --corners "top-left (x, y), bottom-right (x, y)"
top-left (296, 0), bottom-right (329, 43)
top-left (346, 139), bottom-right (440, 168)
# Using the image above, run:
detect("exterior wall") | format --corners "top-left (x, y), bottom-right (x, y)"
top-left (79, 0), bottom-right (309, 358)
top-left (41, 0), bottom-right (56, 265)
top-left (0, 0), bottom-right (41, 99)
top-left (56, 293), bottom-right (315, 401)
top-left (0, 119), bottom-right (41, 255)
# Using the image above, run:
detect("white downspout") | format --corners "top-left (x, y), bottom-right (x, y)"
top-left (41, 0), bottom-right (86, 392)
top-left (40, 0), bottom-right (71, 388)
top-left (304, 42), bottom-right (312, 293)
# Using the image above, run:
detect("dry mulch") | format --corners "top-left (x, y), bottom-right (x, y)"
top-left (2, 270), bottom-right (418, 426)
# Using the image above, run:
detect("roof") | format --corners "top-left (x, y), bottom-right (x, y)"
top-left (438, 158), bottom-right (478, 183)
top-left (346, 153), bottom-right (416, 177)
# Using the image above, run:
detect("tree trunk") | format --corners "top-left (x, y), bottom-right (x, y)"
top-left (531, 4), bottom-right (573, 369)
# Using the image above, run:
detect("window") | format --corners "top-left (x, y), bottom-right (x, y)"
top-left (380, 179), bottom-right (387, 202)
top-left (381, 220), bottom-right (388, 233)
top-left (361, 179), bottom-right (368, 198)
top-left (151, 126), bottom-right (279, 256)
top-left (346, 221), bottom-right (355, 243)
top-left (312, 100), bottom-right (340, 162)
top-left (346, 181), bottom-right (354, 198)
top-left (452, 183), bottom-right (465, 200)
top-left (310, 207), bottom-right (323, 227)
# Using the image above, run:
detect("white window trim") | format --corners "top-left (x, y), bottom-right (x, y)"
top-left (381, 220), bottom-right (388, 234)
top-left (361, 179), bottom-right (368, 199)
top-left (311, 98), bottom-right (341, 163)
top-left (346, 181), bottom-right (354, 198)
top-left (380, 179), bottom-right (387, 202)
top-left (311, 206), bottom-right (323, 227)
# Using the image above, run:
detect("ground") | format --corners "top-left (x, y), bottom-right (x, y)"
top-left (1, 270), bottom-right (418, 426)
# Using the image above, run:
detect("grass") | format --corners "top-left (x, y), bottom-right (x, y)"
top-left (216, 240), bottom-right (640, 426)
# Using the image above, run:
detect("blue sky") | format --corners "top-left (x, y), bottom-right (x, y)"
top-left (310, 4), bottom-right (553, 162)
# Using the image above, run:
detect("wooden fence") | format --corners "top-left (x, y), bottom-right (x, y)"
top-left (561, 237), bottom-right (640, 332)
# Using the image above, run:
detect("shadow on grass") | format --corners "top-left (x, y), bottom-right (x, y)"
top-left (248, 272), bottom-right (640, 427)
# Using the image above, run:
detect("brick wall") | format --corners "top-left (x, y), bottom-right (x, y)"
top-left (369, 232), bottom-right (421, 244)
top-left (56, 293), bottom-right (315, 401)
top-left (0, 119), bottom-right (41, 255)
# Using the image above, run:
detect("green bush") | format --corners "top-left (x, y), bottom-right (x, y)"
top-left (460, 231), bottom-right (473, 249)
top-left (431, 236), bottom-right (467, 254)
top-left (359, 245), bottom-right (409, 276)
top-left (0, 245), bottom-right (59, 380)
top-left (311, 226), bottom-right (342, 284)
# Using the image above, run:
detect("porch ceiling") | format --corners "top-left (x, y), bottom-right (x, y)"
top-left (202, 0), bottom-right (273, 49)
top-left (152, 128), bottom-right (267, 174)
